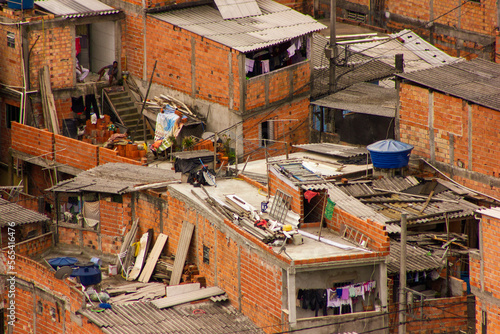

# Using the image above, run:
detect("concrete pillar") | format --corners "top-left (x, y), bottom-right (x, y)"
top-left (467, 103), bottom-right (472, 171)
top-left (287, 267), bottom-right (296, 326)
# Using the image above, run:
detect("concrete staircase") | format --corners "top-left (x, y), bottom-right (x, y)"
top-left (103, 87), bottom-right (153, 142)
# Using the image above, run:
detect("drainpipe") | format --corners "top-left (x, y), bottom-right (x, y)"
top-left (142, 0), bottom-right (147, 81)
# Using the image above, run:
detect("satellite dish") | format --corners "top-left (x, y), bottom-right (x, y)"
top-left (55, 266), bottom-right (73, 280)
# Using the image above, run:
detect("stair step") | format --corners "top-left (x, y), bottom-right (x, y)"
top-left (114, 101), bottom-right (135, 108)
top-left (117, 107), bottom-right (139, 114)
top-left (107, 91), bottom-right (128, 98)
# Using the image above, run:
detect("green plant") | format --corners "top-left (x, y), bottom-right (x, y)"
top-left (182, 136), bottom-right (195, 150)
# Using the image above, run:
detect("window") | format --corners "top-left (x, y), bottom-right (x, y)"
top-left (259, 120), bottom-right (274, 147)
top-left (6, 104), bottom-right (20, 128)
top-left (203, 245), bottom-right (210, 264)
top-left (7, 32), bottom-right (15, 48)
top-left (347, 10), bottom-right (366, 23)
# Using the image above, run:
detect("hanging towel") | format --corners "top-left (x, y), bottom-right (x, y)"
top-left (341, 287), bottom-right (349, 300)
top-left (287, 44), bottom-right (296, 57)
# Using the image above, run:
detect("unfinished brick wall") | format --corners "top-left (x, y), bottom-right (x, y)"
top-left (242, 96), bottom-right (310, 160)
top-left (0, 25), bottom-right (23, 88)
top-left (470, 214), bottom-right (500, 333)
top-left (54, 134), bottom-right (98, 171)
top-left (327, 208), bottom-right (390, 253)
top-left (399, 82), bottom-right (500, 198)
top-left (28, 25), bottom-right (73, 90)
top-left (1, 232), bottom-right (53, 257)
top-left (98, 147), bottom-right (142, 166)
top-left (1, 253), bottom-right (101, 334)
top-left (268, 167), bottom-right (303, 216)
top-left (11, 122), bottom-right (54, 160)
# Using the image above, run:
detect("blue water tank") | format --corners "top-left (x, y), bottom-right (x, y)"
top-left (48, 257), bottom-right (78, 271)
top-left (367, 139), bottom-right (414, 169)
top-left (71, 262), bottom-right (102, 286)
top-left (8, 0), bottom-right (34, 10)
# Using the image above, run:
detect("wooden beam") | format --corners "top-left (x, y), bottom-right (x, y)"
top-left (139, 233), bottom-right (168, 283)
top-left (169, 222), bottom-right (195, 286)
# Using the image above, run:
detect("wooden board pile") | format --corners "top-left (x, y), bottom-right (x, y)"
top-left (39, 66), bottom-right (59, 135)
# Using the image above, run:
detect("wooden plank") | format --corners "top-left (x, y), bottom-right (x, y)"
top-left (166, 283), bottom-right (200, 297)
top-left (152, 286), bottom-right (225, 309)
top-left (116, 218), bottom-right (139, 273)
top-left (169, 222), bottom-right (195, 286)
top-left (139, 233), bottom-right (168, 283)
top-left (128, 231), bottom-right (150, 281)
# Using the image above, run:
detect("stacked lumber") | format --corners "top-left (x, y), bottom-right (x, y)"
top-left (107, 282), bottom-right (166, 305)
top-left (152, 257), bottom-right (174, 281)
top-left (39, 66), bottom-right (59, 134)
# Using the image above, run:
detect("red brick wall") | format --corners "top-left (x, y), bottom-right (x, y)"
top-left (1, 232), bottom-right (53, 257)
top-left (98, 147), bottom-right (142, 166)
top-left (11, 122), bottom-right (54, 160)
top-left (1, 253), bottom-right (101, 334)
top-left (54, 134), bottom-right (98, 171)
top-left (242, 97), bottom-right (310, 160)
top-left (28, 26), bottom-right (73, 90)
top-left (0, 25), bottom-right (23, 88)
top-left (268, 167), bottom-right (303, 215)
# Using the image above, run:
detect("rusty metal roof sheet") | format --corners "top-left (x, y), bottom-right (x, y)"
top-left (310, 82), bottom-right (397, 117)
top-left (388, 240), bottom-right (442, 274)
top-left (397, 58), bottom-right (500, 111)
top-left (151, 0), bottom-right (326, 53)
top-left (0, 198), bottom-right (50, 226)
top-left (79, 301), bottom-right (263, 334)
top-left (47, 163), bottom-right (180, 194)
top-left (35, 0), bottom-right (119, 18)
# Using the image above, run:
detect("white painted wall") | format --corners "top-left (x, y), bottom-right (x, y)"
top-left (90, 21), bottom-right (116, 72)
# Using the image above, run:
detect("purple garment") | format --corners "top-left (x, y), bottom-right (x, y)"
top-left (341, 287), bottom-right (349, 300)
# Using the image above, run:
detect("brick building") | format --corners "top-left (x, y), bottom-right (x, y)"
top-left (471, 207), bottom-right (500, 334)
top-left (395, 58), bottom-right (500, 200)
top-left (395, 57), bottom-right (500, 333)
top-left (102, 0), bottom-right (326, 161)
top-left (44, 157), bottom-right (390, 333)
top-left (311, 0), bottom-right (500, 61)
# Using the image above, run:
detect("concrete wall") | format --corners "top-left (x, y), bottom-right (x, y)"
top-left (398, 82), bottom-right (500, 199)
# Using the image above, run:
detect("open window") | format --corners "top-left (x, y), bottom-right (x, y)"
top-left (259, 120), bottom-right (274, 147)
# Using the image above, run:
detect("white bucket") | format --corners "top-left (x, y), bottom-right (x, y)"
top-left (108, 264), bottom-right (117, 276)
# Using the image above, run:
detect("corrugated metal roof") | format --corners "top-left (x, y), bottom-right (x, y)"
top-left (310, 82), bottom-right (397, 117)
top-left (293, 143), bottom-right (368, 158)
top-left (214, 0), bottom-right (262, 19)
top-left (312, 34), bottom-right (395, 97)
top-left (47, 163), bottom-right (180, 194)
top-left (387, 240), bottom-right (442, 274)
top-left (476, 207), bottom-right (500, 220)
top-left (334, 177), bottom-right (482, 234)
top-left (311, 29), bottom-right (462, 98)
top-left (79, 301), bottom-right (263, 333)
top-left (397, 58), bottom-right (500, 112)
top-left (35, 0), bottom-right (119, 18)
top-left (0, 198), bottom-right (50, 226)
top-left (151, 0), bottom-right (326, 53)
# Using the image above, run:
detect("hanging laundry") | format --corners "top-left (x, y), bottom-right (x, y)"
top-left (262, 59), bottom-right (270, 73)
top-left (245, 58), bottom-right (255, 74)
top-left (304, 190), bottom-right (319, 203)
top-left (287, 44), bottom-right (296, 57)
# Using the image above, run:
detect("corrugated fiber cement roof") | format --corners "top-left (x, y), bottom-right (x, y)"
top-left (35, 0), bottom-right (119, 18)
top-left (0, 198), bottom-right (50, 226)
top-left (397, 58), bottom-right (500, 112)
top-left (151, 0), bottom-right (326, 53)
